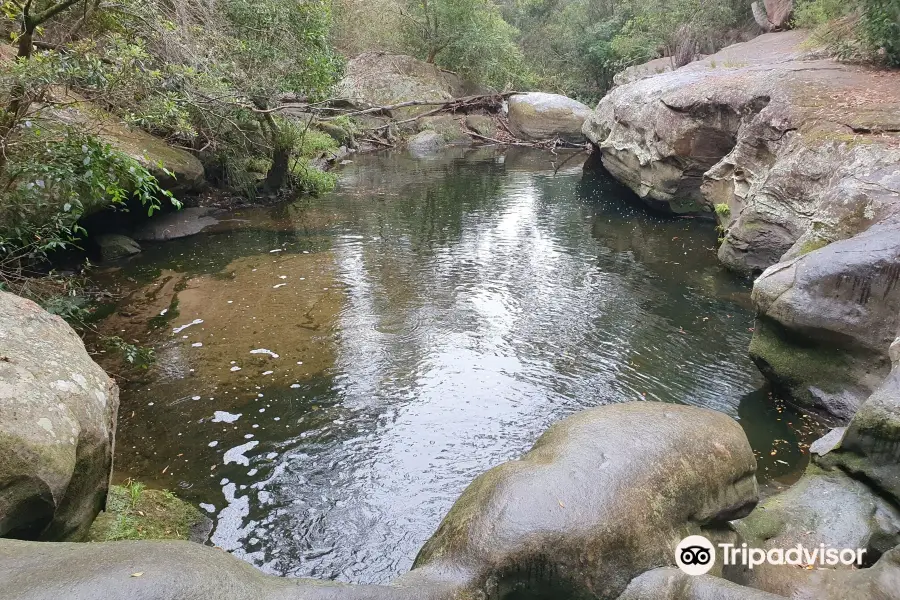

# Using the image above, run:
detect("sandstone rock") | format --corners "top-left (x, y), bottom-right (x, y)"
top-left (731, 465), bottom-right (900, 596)
top-left (406, 130), bottom-right (447, 158)
top-left (46, 94), bottom-right (205, 197)
top-left (337, 53), bottom-right (478, 119)
top-left (0, 291), bottom-right (118, 541)
top-left (0, 402), bottom-right (758, 600)
top-left (464, 114), bottom-right (495, 137)
top-left (508, 92), bottom-right (593, 143)
top-left (95, 234), bottom-right (141, 262)
top-left (618, 568), bottom-right (786, 600)
top-left (795, 546), bottom-right (900, 599)
top-left (819, 338), bottom-right (900, 503)
top-left (584, 31), bottom-right (900, 243)
top-left (750, 223), bottom-right (900, 418)
top-left (409, 402), bottom-right (758, 600)
top-left (132, 207), bottom-right (219, 242)
top-left (415, 115), bottom-right (470, 145)
top-left (613, 56), bottom-right (676, 87)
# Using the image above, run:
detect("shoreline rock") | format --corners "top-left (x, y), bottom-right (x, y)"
top-left (583, 31), bottom-right (900, 420)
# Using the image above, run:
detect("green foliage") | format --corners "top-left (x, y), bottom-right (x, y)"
top-left (400, 0), bottom-right (533, 89)
top-left (102, 335), bottom-right (156, 369)
top-left (714, 203), bottom-right (731, 216)
top-left (795, 0), bottom-right (900, 66)
top-left (88, 482), bottom-right (206, 542)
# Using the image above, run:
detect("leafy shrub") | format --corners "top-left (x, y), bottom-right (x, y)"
top-left (794, 0), bottom-right (900, 66)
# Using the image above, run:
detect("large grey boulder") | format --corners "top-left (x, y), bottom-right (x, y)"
top-left (0, 291), bottom-right (119, 541)
top-left (731, 464), bottom-right (900, 596)
top-left (750, 223), bottom-right (900, 418)
top-left (0, 402), bottom-right (758, 600)
top-left (406, 130), bottom-right (447, 158)
top-left (508, 92), bottom-right (593, 143)
top-left (753, 0), bottom-right (793, 32)
top-left (409, 401), bottom-right (758, 599)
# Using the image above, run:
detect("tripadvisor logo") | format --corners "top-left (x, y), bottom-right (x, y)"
top-left (675, 535), bottom-right (867, 576)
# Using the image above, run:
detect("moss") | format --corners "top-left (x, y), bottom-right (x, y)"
top-left (749, 318), bottom-right (852, 406)
top-left (88, 482), bottom-right (207, 542)
top-left (799, 237), bottom-right (830, 255)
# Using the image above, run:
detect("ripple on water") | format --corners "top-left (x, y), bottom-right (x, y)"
top-left (98, 148), bottom-right (828, 585)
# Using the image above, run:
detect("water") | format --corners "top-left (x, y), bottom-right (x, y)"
top-left (96, 147), bottom-right (823, 584)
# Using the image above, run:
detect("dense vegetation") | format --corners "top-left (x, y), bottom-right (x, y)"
top-left (795, 0), bottom-right (900, 66)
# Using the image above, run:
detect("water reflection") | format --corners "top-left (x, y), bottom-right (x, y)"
top-left (97, 148), bottom-right (824, 584)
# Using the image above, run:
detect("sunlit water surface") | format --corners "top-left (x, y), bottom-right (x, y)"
top-left (97, 147), bottom-right (823, 583)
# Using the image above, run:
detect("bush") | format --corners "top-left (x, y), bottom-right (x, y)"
top-left (794, 0), bottom-right (900, 66)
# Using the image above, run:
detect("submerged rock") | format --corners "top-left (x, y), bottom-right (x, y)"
top-left (508, 92), bottom-right (593, 143)
top-left (132, 207), bottom-right (219, 242)
top-left (0, 291), bottom-right (118, 541)
top-left (95, 233), bottom-right (141, 262)
top-left (0, 402), bottom-right (758, 600)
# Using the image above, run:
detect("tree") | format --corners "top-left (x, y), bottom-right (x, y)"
top-left (400, 0), bottom-right (531, 88)
top-left (0, 0), bottom-right (82, 143)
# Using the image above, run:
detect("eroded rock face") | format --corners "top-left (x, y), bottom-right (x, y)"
top-left (0, 402), bottom-right (758, 600)
top-left (731, 465), bottom-right (900, 596)
top-left (508, 92), bottom-right (593, 143)
top-left (585, 31), bottom-right (900, 419)
top-left (749, 223), bottom-right (900, 417)
top-left (410, 402), bottom-right (758, 600)
top-left (0, 291), bottom-right (119, 541)
top-left (819, 338), bottom-right (900, 503)
top-left (584, 31), bottom-right (900, 262)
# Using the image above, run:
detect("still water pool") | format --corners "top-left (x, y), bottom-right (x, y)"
top-left (97, 147), bottom-right (822, 584)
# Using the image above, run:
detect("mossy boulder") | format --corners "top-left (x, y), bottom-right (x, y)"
top-left (46, 95), bottom-right (205, 197)
top-left (619, 568), bottom-right (785, 600)
top-left (819, 338), bottom-right (900, 504)
top-left (407, 130), bottom-right (447, 158)
top-left (416, 115), bottom-right (470, 145)
top-left (0, 291), bottom-right (118, 541)
top-left (406, 402), bottom-right (758, 600)
top-left (95, 234), bottom-right (141, 262)
top-left (731, 464), bottom-right (900, 596)
top-left (750, 222), bottom-right (900, 420)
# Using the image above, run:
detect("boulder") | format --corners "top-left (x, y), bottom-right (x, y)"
top-left (793, 546), bottom-right (900, 599)
top-left (337, 52), bottom-right (475, 119)
top-left (613, 57), bottom-right (676, 87)
top-left (752, 0), bottom-right (793, 32)
top-left (731, 464), bottom-right (900, 596)
top-left (819, 338), bottom-right (900, 503)
top-left (132, 207), bottom-right (219, 242)
top-left (508, 92), bottom-right (593, 143)
top-left (0, 291), bottom-right (119, 541)
top-left (750, 223), bottom-right (900, 418)
top-left (406, 130), bottom-right (447, 158)
top-left (464, 114), bottom-right (495, 137)
top-left (95, 234), bottom-right (141, 262)
top-left (408, 402), bottom-right (758, 599)
top-left (0, 402), bottom-right (758, 600)
top-left (617, 568), bottom-right (786, 600)
top-left (415, 115), bottom-right (471, 145)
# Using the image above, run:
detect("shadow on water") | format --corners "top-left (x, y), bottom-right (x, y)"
top-left (94, 147), bottom-right (827, 584)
